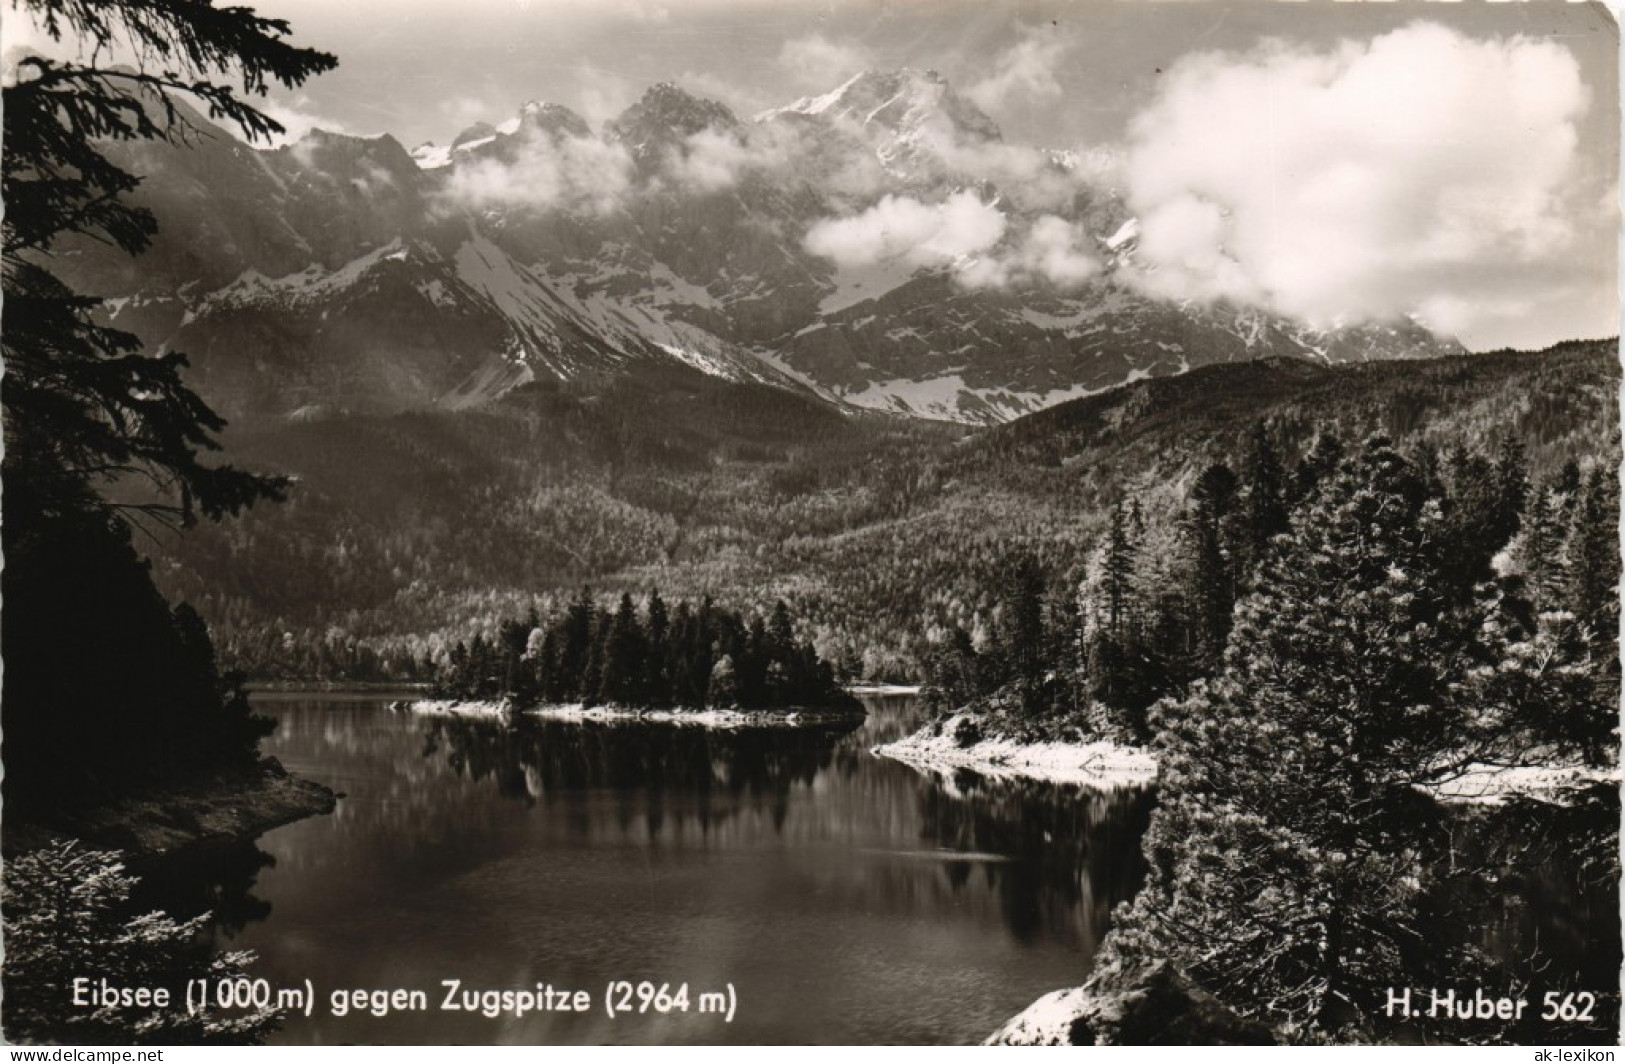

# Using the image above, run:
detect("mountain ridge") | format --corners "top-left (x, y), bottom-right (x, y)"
top-left (67, 68), bottom-right (1464, 426)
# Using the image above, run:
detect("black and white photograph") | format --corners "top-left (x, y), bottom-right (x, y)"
top-left (1, 0), bottom-right (1619, 1048)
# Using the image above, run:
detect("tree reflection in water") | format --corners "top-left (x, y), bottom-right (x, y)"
top-left (112, 698), bottom-right (1618, 1046)
top-left (423, 715), bottom-right (856, 836)
top-left (132, 838), bottom-right (277, 944)
top-left (914, 771), bottom-right (1153, 947)
top-left (419, 709), bottom-right (1154, 950)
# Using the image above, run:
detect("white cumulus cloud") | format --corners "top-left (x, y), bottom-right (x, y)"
top-left (1118, 21), bottom-right (1597, 340)
top-left (960, 215), bottom-right (1102, 290)
top-left (803, 192), bottom-right (1008, 271)
top-left (663, 126), bottom-right (769, 192)
top-left (442, 132), bottom-right (635, 216)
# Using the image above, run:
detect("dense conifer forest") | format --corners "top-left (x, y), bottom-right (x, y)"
top-left (920, 419), bottom-right (1618, 758)
top-left (432, 591), bottom-right (854, 711)
top-left (150, 341), bottom-right (1619, 694)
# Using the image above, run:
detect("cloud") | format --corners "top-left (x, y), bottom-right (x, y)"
top-left (659, 118), bottom-right (888, 202)
top-left (1118, 21), bottom-right (1597, 338)
top-left (615, 0), bottom-right (672, 24)
top-left (966, 215), bottom-right (1102, 290)
top-left (778, 34), bottom-right (873, 91)
top-left (441, 130), bottom-right (634, 215)
top-left (253, 94), bottom-right (358, 147)
top-left (804, 191), bottom-right (1007, 270)
top-left (804, 197), bottom-right (1100, 293)
top-left (920, 132), bottom-right (1088, 212)
top-left (663, 127), bottom-right (766, 192)
top-left (967, 30), bottom-right (1068, 114)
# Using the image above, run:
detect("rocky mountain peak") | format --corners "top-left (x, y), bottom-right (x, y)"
top-left (607, 82), bottom-right (739, 144)
top-left (517, 100), bottom-right (592, 141)
top-left (767, 68), bottom-right (1001, 146)
top-left (450, 121), bottom-right (499, 150)
top-left (68, 70), bottom-right (1463, 430)
top-left (273, 128), bottom-right (419, 183)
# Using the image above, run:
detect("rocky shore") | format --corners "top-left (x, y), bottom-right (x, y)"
top-left (873, 711), bottom-right (1157, 789)
top-left (986, 962), bottom-right (1276, 1046)
top-left (3, 758), bottom-right (337, 860)
top-left (405, 698), bottom-right (868, 728)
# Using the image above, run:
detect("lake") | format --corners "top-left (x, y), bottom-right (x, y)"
top-left (149, 693), bottom-right (1155, 1044)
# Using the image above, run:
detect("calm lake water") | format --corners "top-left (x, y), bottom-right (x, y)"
top-left (152, 694), bottom-right (1155, 1045)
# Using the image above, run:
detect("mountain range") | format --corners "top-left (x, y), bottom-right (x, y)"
top-left (66, 68), bottom-right (1460, 426)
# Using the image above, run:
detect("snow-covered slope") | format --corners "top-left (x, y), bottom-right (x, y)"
top-left (68, 72), bottom-right (1462, 426)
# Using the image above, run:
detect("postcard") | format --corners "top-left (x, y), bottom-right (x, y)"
top-left (2, 0), bottom-right (1618, 1048)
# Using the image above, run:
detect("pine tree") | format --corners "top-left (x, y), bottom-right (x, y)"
top-left (999, 554), bottom-right (1047, 712)
top-left (1187, 463), bottom-right (1239, 671)
top-left (558, 587), bottom-right (595, 701)
top-left (744, 617), bottom-right (773, 708)
top-left (1565, 468), bottom-right (1620, 646)
top-left (581, 606), bottom-right (611, 706)
top-left (766, 599), bottom-right (798, 702)
top-left (5, 842), bottom-right (282, 1043)
top-left (707, 654), bottom-right (740, 709)
top-left (668, 602), bottom-right (698, 705)
top-left (1515, 479), bottom-right (1568, 611)
top-left (1437, 440), bottom-right (1526, 600)
top-left (599, 592), bottom-right (647, 705)
top-left (1106, 437), bottom-right (1496, 1040)
top-left (5, 0), bottom-right (333, 529)
top-left (2, 0), bottom-right (333, 809)
top-left (1468, 599), bottom-right (1617, 766)
top-left (1084, 502), bottom-right (1152, 734)
top-left (1240, 421), bottom-right (1289, 579)
top-left (1101, 503), bottom-right (1138, 639)
top-left (645, 589), bottom-right (672, 706)
top-left (539, 629), bottom-right (562, 703)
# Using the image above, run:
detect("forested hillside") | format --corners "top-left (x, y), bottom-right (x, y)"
top-left (148, 340), bottom-right (1618, 685)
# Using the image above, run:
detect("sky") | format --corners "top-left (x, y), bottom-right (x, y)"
top-left (4, 0), bottom-right (1619, 350)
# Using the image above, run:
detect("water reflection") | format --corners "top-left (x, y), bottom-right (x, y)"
top-left (423, 714), bottom-right (857, 836)
top-left (1420, 789), bottom-right (1621, 1042)
top-left (132, 696), bottom-right (1608, 1045)
top-left (186, 695), bottom-right (1154, 1044)
top-left (133, 837), bottom-right (275, 939)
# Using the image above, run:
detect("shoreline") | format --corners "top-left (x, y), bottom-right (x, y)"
top-left (872, 712), bottom-right (1158, 790)
top-left (3, 758), bottom-right (338, 861)
top-left (405, 698), bottom-right (868, 728)
top-left (1416, 759), bottom-right (1619, 806)
top-left (875, 712), bottom-right (1618, 803)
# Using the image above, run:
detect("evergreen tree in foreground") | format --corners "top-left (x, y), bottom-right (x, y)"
top-left (2, 1), bottom-right (335, 810)
top-left (1103, 437), bottom-right (1512, 1041)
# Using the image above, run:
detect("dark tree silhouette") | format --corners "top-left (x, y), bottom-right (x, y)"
top-left (2, 1), bottom-right (335, 810)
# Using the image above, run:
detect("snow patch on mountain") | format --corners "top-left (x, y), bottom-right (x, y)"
top-left (438, 347), bottom-right (536, 410)
top-left (201, 239), bottom-right (411, 311)
top-left (411, 142), bottom-right (452, 169)
top-left (840, 373), bottom-right (974, 420)
top-left (817, 257), bottom-right (927, 315)
top-left (1104, 217), bottom-right (1140, 250)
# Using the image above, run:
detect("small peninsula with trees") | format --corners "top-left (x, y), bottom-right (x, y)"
top-left (424, 590), bottom-right (862, 721)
